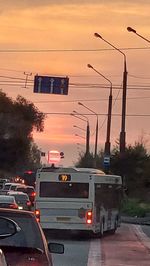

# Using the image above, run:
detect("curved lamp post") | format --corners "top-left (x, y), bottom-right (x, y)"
top-left (94, 32), bottom-right (128, 157)
top-left (78, 102), bottom-right (98, 167)
top-left (71, 112), bottom-right (90, 155)
top-left (73, 125), bottom-right (86, 132)
top-left (87, 64), bottom-right (112, 161)
top-left (127, 27), bottom-right (150, 43)
top-left (75, 133), bottom-right (85, 139)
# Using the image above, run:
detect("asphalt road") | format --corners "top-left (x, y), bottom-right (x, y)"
top-left (44, 224), bottom-right (150, 266)
top-left (44, 230), bottom-right (90, 266)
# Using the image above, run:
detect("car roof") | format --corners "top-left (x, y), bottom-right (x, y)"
top-left (4, 183), bottom-right (23, 186)
top-left (24, 185), bottom-right (34, 188)
top-left (0, 207), bottom-right (35, 216)
top-left (8, 191), bottom-right (27, 195)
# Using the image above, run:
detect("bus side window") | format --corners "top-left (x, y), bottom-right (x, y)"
top-left (95, 184), bottom-right (120, 210)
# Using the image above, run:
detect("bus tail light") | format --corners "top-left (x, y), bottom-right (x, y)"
top-left (86, 210), bottom-right (92, 224)
top-left (35, 209), bottom-right (40, 222)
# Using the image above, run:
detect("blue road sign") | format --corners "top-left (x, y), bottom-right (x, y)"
top-left (33, 75), bottom-right (69, 95)
top-left (103, 156), bottom-right (110, 166)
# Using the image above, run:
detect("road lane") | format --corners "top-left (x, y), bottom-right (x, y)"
top-left (45, 230), bottom-right (90, 266)
top-left (87, 238), bottom-right (102, 266)
top-left (101, 224), bottom-right (150, 266)
top-left (44, 224), bottom-right (150, 266)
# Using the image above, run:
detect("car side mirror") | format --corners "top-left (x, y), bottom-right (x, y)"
top-left (48, 243), bottom-right (64, 254)
top-left (0, 216), bottom-right (21, 239)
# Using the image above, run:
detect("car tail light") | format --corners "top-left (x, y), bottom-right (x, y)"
top-left (35, 209), bottom-right (40, 222)
top-left (86, 210), bottom-right (92, 224)
top-left (31, 192), bottom-right (36, 197)
top-left (10, 204), bottom-right (18, 209)
top-left (26, 201), bottom-right (31, 206)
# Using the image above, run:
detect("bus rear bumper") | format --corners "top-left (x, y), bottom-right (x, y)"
top-left (40, 221), bottom-right (95, 232)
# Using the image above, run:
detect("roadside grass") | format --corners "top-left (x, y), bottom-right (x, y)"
top-left (121, 198), bottom-right (150, 217)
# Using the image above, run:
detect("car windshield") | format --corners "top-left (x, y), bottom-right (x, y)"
top-left (0, 212), bottom-right (44, 250)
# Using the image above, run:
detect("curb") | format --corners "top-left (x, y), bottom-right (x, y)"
top-left (121, 216), bottom-right (150, 225)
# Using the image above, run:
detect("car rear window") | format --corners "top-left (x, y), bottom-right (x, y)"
top-left (11, 194), bottom-right (29, 201)
top-left (0, 196), bottom-right (15, 203)
top-left (0, 212), bottom-right (44, 250)
top-left (26, 187), bottom-right (34, 193)
top-left (3, 185), bottom-right (11, 190)
top-left (10, 185), bottom-right (18, 191)
top-left (16, 187), bottom-right (26, 192)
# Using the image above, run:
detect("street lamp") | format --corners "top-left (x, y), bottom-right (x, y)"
top-left (75, 133), bottom-right (85, 139)
top-left (71, 113), bottom-right (90, 154)
top-left (87, 64), bottom-right (112, 160)
top-left (73, 125), bottom-right (86, 132)
top-left (94, 32), bottom-right (128, 157)
top-left (72, 110), bottom-right (89, 122)
top-left (127, 27), bottom-right (150, 43)
top-left (78, 102), bottom-right (98, 167)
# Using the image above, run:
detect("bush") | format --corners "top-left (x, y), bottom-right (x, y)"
top-left (121, 198), bottom-right (150, 217)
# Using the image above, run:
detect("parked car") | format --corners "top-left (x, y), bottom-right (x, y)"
top-left (16, 185), bottom-right (36, 206)
top-left (8, 192), bottom-right (32, 211)
top-left (0, 196), bottom-right (18, 209)
top-left (0, 208), bottom-right (64, 266)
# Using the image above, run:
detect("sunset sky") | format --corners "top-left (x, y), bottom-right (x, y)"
top-left (0, 0), bottom-right (150, 166)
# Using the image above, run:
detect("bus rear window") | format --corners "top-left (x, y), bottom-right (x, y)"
top-left (39, 182), bottom-right (89, 198)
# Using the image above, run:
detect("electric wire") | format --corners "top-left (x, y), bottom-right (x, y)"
top-left (0, 47), bottom-right (149, 53)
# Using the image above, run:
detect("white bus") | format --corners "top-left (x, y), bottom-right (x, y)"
top-left (35, 166), bottom-right (122, 236)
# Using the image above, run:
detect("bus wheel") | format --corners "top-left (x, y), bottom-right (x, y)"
top-left (100, 221), bottom-right (104, 237)
top-left (110, 218), bottom-right (118, 234)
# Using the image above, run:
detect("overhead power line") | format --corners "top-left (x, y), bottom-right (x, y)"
top-left (0, 79), bottom-right (149, 89)
top-left (33, 96), bottom-right (150, 104)
top-left (44, 112), bottom-right (150, 117)
top-left (0, 47), bottom-right (149, 53)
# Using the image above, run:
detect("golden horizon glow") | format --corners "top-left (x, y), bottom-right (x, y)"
top-left (0, 1), bottom-right (150, 165)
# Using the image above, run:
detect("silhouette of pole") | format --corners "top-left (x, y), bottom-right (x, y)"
top-left (94, 33), bottom-right (128, 157)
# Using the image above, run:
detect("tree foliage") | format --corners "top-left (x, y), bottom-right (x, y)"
top-left (75, 152), bottom-right (94, 168)
top-left (75, 140), bottom-right (150, 201)
top-left (0, 90), bottom-right (45, 176)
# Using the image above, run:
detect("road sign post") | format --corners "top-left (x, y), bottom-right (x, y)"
top-left (103, 156), bottom-right (110, 173)
top-left (34, 75), bottom-right (69, 95)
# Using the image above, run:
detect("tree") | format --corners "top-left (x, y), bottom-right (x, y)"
top-left (27, 141), bottom-right (42, 171)
top-left (75, 148), bottom-right (105, 170)
top-left (0, 90), bottom-right (45, 175)
top-left (75, 139), bottom-right (150, 201)
top-left (111, 141), bottom-right (150, 199)
top-left (75, 152), bottom-right (95, 168)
